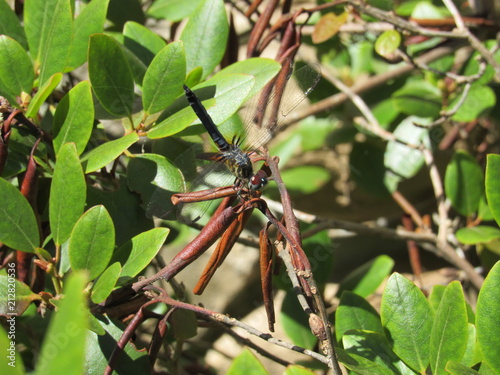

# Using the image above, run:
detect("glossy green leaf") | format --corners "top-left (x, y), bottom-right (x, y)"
top-left (0, 178), bottom-right (39, 252)
top-left (0, 36), bottom-right (34, 106)
top-left (451, 84), bottom-right (496, 122)
top-left (66, 0), bottom-right (110, 70)
top-left (411, 1), bottom-right (442, 18)
top-left (81, 132), bottom-right (139, 173)
top-left (336, 347), bottom-right (395, 375)
top-left (106, 0), bottom-right (145, 29)
top-left (147, 74), bottom-right (254, 138)
top-left (461, 323), bottom-right (480, 368)
top-left (456, 226), bottom-right (500, 244)
top-left (0, 323), bottom-right (25, 374)
top-left (0, 0), bottom-right (27, 49)
top-left (88, 34), bottom-right (134, 117)
top-left (445, 150), bottom-right (483, 216)
top-left (213, 57), bottom-right (281, 100)
top-left (227, 348), bottom-right (269, 375)
top-left (24, 0), bottom-right (73, 86)
top-left (428, 284), bottom-right (446, 313)
top-left (335, 291), bottom-right (384, 342)
top-left (127, 153), bottom-right (184, 219)
top-left (50, 143), bottom-right (86, 245)
top-left (445, 360), bottom-right (481, 375)
top-left (142, 41), bottom-right (186, 115)
top-left (280, 166), bottom-right (330, 194)
top-left (393, 80), bottom-right (442, 118)
top-left (123, 21), bottom-right (167, 68)
top-left (53, 81), bottom-right (94, 155)
top-left (83, 315), bottom-right (151, 374)
top-left (0, 275), bottom-right (41, 316)
top-left (68, 205), bottom-right (115, 280)
top-left (113, 228), bottom-right (169, 286)
top-left (87, 176), bottom-right (154, 246)
top-left (476, 261), bottom-right (500, 373)
top-left (384, 116), bottom-right (432, 192)
top-left (343, 330), bottom-right (417, 375)
top-left (147, 0), bottom-right (203, 21)
top-left (429, 281), bottom-right (468, 375)
top-left (380, 273), bottom-right (433, 372)
top-left (281, 292), bottom-right (317, 349)
top-left (36, 272), bottom-right (88, 375)
top-left (375, 30), bottom-right (401, 57)
top-left (90, 262), bottom-right (121, 304)
top-left (181, 0), bottom-right (228, 79)
top-left (485, 154), bottom-right (500, 227)
top-left (25, 72), bottom-right (63, 118)
top-left (338, 255), bottom-right (394, 298)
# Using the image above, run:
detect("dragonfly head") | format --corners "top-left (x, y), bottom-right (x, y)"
top-left (248, 170), bottom-right (268, 191)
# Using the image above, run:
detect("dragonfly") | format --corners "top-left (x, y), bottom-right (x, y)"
top-left (148, 62), bottom-right (321, 223)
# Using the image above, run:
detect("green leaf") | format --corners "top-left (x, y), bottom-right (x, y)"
top-left (142, 41), bottom-right (186, 115)
top-left (0, 275), bottom-right (41, 316)
top-left (375, 30), bottom-right (401, 57)
top-left (445, 150), bottom-right (483, 216)
top-left (147, 73), bottom-right (254, 139)
top-left (81, 132), bottom-right (139, 173)
top-left (123, 21), bottom-right (167, 68)
top-left (25, 72), bottom-right (63, 118)
top-left (384, 116), bottom-right (432, 192)
top-left (393, 80), bottom-right (442, 118)
top-left (451, 84), bottom-right (496, 122)
top-left (429, 281), bottom-right (468, 375)
top-left (50, 143), bottom-right (86, 245)
top-left (66, 0), bottom-right (110, 70)
top-left (128, 153), bottom-right (185, 219)
top-left (343, 330), bottom-right (417, 375)
top-left (461, 323), bottom-right (480, 368)
top-left (0, 324), bottom-right (25, 374)
top-left (227, 348), bottom-right (269, 375)
top-left (0, 36), bottom-right (34, 106)
top-left (213, 58), bottom-right (281, 100)
top-left (428, 284), bottom-right (446, 313)
top-left (280, 166), bottom-right (330, 194)
top-left (456, 226), bottom-right (500, 244)
top-left (336, 291), bottom-right (384, 342)
top-left (113, 228), bottom-right (169, 286)
top-left (486, 154), bottom-right (500, 227)
top-left (53, 81), bottom-right (94, 155)
top-left (336, 347), bottom-right (396, 375)
top-left (445, 360), bottom-right (481, 375)
top-left (88, 33), bottom-right (134, 117)
top-left (338, 255), bottom-right (395, 298)
top-left (0, 0), bottom-right (27, 49)
top-left (380, 273), bottom-right (433, 372)
top-left (36, 272), bottom-right (88, 375)
top-left (90, 262), bottom-right (121, 304)
top-left (147, 0), bottom-right (203, 22)
top-left (24, 0), bottom-right (73, 86)
top-left (0, 178), bottom-right (39, 252)
top-left (83, 315), bottom-right (151, 374)
top-left (68, 205), bottom-right (115, 280)
top-left (281, 292), bottom-right (317, 349)
top-left (181, 0), bottom-right (228, 79)
top-left (476, 261), bottom-right (500, 373)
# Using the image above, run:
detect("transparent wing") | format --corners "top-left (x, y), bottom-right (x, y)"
top-left (147, 62), bottom-right (321, 223)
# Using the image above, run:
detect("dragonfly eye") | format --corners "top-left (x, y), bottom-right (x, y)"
top-left (249, 174), bottom-right (268, 190)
